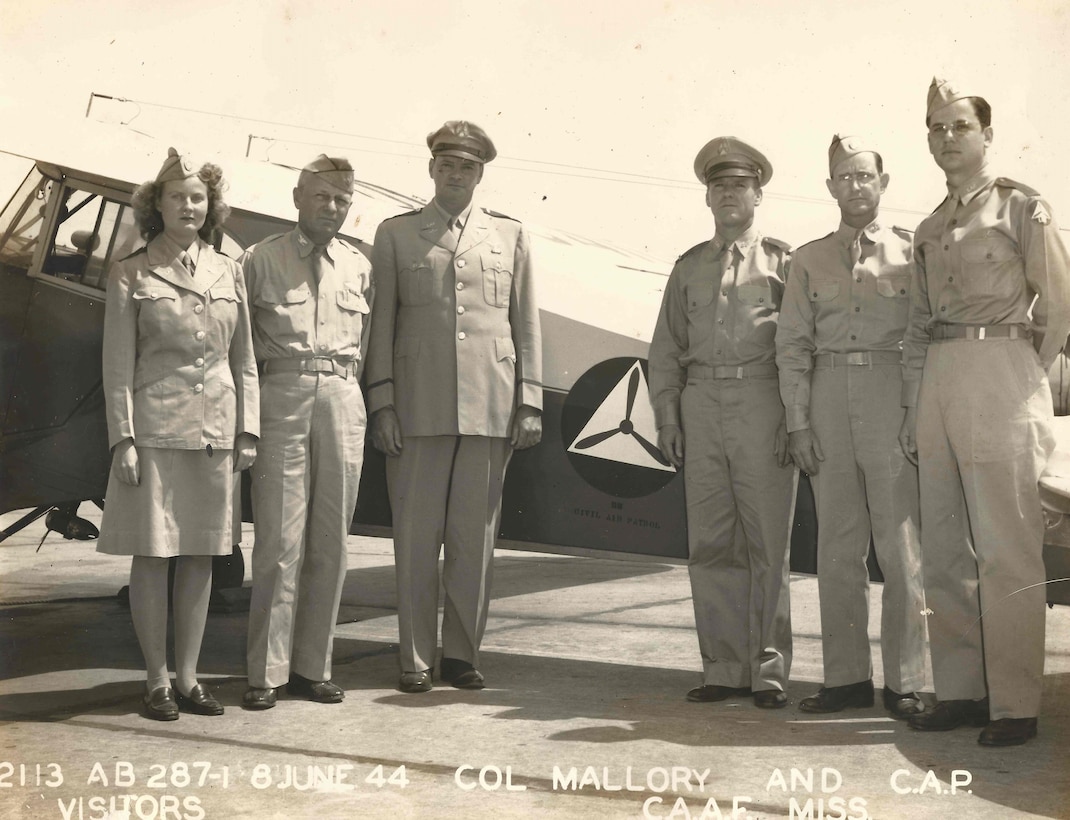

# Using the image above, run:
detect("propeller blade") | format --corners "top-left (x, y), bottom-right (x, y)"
top-left (575, 428), bottom-right (620, 449)
top-left (625, 368), bottom-right (639, 419)
top-left (632, 431), bottom-right (672, 467)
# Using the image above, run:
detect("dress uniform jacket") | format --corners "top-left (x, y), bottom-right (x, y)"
top-left (902, 166), bottom-right (1070, 719)
top-left (242, 227), bottom-right (372, 689)
top-left (649, 226), bottom-right (796, 692)
top-left (776, 219), bottom-right (925, 692)
top-left (102, 235), bottom-right (259, 450)
top-left (365, 201), bottom-right (542, 674)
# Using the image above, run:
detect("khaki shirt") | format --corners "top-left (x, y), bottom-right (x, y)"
top-left (902, 166), bottom-right (1070, 405)
top-left (776, 219), bottom-right (913, 432)
top-left (648, 226), bottom-right (790, 429)
top-left (241, 228), bottom-right (372, 365)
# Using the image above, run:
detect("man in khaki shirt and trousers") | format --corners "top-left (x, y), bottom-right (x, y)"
top-left (777, 135), bottom-right (926, 719)
top-left (241, 156), bottom-right (373, 710)
top-left (367, 121), bottom-right (542, 693)
top-left (649, 137), bottom-right (796, 710)
top-left (900, 79), bottom-right (1070, 746)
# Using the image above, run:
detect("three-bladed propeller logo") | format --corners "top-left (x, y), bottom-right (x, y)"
top-left (572, 366), bottom-right (670, 468)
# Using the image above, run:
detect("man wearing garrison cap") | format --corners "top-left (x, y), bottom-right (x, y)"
top-left (776, 135), bottom-right (926, 719)
top-left (898, 79), bottom-right (1070, 745)
top-left (649, 137), bottom-right (796, 709)
top-left (366, 121), bottom-right (542, 693)
top-left (241, 155), bottom-right (373, 710)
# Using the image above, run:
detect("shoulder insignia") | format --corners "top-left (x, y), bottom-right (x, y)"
top-left (119, 246), bottom-right (148, 262)
top-left (994, 177), bottom-right (1042, 198)
top-left (1032, 202), bottom-right (1052, 225)
top-left (761, 235), bottom-right (792, 254)
top-left (382, 208), bottom-right (423, 223)
top-left (675, 241), bottom-right (707, 263)
top-left (481, 207), bottom-right (520, 222)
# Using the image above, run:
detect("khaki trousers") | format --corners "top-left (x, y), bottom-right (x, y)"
top-left (809, 362), bottom-right (926, 691)
top-left (387, 435), bottom-right (512, 673)
top-left (247, 372), bottom-right (366, 688)
top-left (917, 339), bottom-right (1053, 719)
top-left (681, 375), bottom-right (796, 691)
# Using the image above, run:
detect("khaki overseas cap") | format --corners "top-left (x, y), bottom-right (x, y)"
top-left (693, 136), bottom-right (772, 186)
top-left (427, 120), bottom-right (497, 164)
top-left (155, 147), bottom-right (199, 184)
top-left (827, 134), bottom-right (879, 175)
top-left (301, 154), bottom-right (355, 192)
top-left (927, 77), bottom-right (973, 118)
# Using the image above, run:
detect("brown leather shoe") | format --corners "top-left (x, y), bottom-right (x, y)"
top-left (799, 680), bottom-right (874, 713)
top-left (882, 687), bottom-right (923, 720)
top-left (142, 686), bottom-right (179, 721)
top-left (241, 687), bottom-right (277, 710)
top-left (909, 698), bottom-right (989, 731)
top-left (287, 674), bottom-right (344, 703)
top-left (399, 670), bottom-right (433, 693)
top-left (439, 658), bottom-right (485, 690)
top-left (753, 689), bottom-right (788, 709)
top-left (175, 684), bottom-right (224, 716)
top-left (686, 685), bottom-right (750, 703)
top-left (978, 717), bottom-right (1037, 747)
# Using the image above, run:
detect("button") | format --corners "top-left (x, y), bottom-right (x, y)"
top-left (850, 335), bottom-right (857, 341)
top-left (813, 292), bottom-right (818, 297)
top-left (940, 306), bottom-right (947, 312)
top-left (458, 331), bottom-right (466, 340)
top-left (457, 259), bottom-right (467, 268)
top-left (951, 219), bottom-right (958, 226)
top-left (854, 306), bottom-right (860, 312)
top-left (194, 384), bottom-right (203, 393)
top-left (758, 297), bottom-right (764, 303)
top-left (457, 306), bottom-right (465, 315)
top-left (944, 245), bottom-right (949, 251)
top-left (721, 289), bottom-right (728, 296)
top-left (194, 357), bottom-right (204, 367)
top-left (948, 276), bottom-right (954, 282)
top-left (456, 282), bottom-right (464, 291)
top-left (195, 330), bottom-right (205, 340)
top-left (194, 304), bottom-right (204, 314)
top-left (899, 288), bottom-right (906, 294)
top-left (856, 277), bottom-right (862, 283)
top-left (319, 343), bottom-right (327, 350)
top-left (986, 252), bottom-right (993, 259)
top-left (717, 319), bottom-right (724, 324)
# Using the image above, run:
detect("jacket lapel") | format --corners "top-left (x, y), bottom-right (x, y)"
top-left (145, 236), bottom-right (205, 294)
top-left (418, 204), bottom-right (458, 253)
top-left (455, 206), bottom-right (490, 257)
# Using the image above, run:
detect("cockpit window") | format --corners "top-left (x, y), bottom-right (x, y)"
top-left (0, 168), bottom-right (52, 274)
top-left (42, 184), bottom-right (140, 291)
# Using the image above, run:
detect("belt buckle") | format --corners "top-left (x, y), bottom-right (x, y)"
top-left (977, 327), bottom-right (986, 340)
top-left (845, 352), bottom-right (868, 366)
top-left (735, 366), bottom-right (744, 380)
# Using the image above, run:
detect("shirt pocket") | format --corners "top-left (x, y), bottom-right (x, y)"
top-left (482, 255), bottom-right (513, 307)
top-left (495, 336), bottom-right (517, 364)
top-left (959, 231), bottom-right (1019, 298)
top-left (876, 275), bottom-right (910, 299)
top-left (399, 262), bottom-right (434, 306)
top-left (256, 281), bottom-right (312, 341)
top-left (808, 280), bottom-right (840, 302)
top-left (207, 286), bottom-right (241, 339)
top-left (685, 282), bottom-right (715, 313)
top-left (132, 282), bottom-right (183, 338)
top-left (335, 283), bottom-right (369, 344)
top-left (737, 284), bottom-right (774, 307)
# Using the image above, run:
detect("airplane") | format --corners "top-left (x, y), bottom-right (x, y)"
top-left (1, 121), bottom-right (1067, 607)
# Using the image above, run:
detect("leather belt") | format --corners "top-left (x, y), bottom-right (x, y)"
top-left (813, 351), bottom-right (901, 369)
top-left (262, 357), bottom-right (358, 379)
top-left (687, 363), bottom-right (778, 380)
top-left (930, 324), bottom-right (1030, 341)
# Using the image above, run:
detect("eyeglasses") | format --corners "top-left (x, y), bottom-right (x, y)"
top-left (833, 171), bottom-right (878, 185)
top-left (928, 121), bottom-right (979, 137)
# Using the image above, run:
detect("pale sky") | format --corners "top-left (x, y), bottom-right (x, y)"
top-left (1, 0), bottom-right (1068, 260)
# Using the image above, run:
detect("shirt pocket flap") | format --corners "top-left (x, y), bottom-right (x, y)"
top-left (260, 282), bottom-right (311, 305)
top-left (337, 288), bottom-right (370, 313)
top-left (876, 275), bottom-right (910, 298)
top-left (496, 336), bottom-right (517, 362)
top-left (809, 280), bottom-right (840, 302)
top-left (396, 336), bottom-right (421, 359)
top-left (482, 255), bottom-right (512, 275)
top-left (961, 235), bottom-right (1016, 263)
top-left (685, 282), bottom-right (715, 310)
top-left (737, 284), bottom-right (772, 306)
top-left (208, 287), bottom-right (240, 303)
top-left (132, 285), bottom-right (180, 301)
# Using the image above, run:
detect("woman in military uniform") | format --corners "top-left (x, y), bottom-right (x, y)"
top-left (97, 149), bottom-right (259, 720)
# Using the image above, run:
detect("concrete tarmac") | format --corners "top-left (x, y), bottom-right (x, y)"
top-left (1, 507), bottom-right (1068, 820)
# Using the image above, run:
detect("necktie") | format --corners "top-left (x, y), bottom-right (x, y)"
top-left (179, 250), bottom-right (195, 276)
top-left (850, 234), bottom-right (861, 268)
top-left (311, 246), bottom-right (326, 283)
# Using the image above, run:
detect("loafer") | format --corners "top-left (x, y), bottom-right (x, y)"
top-left (142, 686), bottom-right (179, 721)
top-left (909, 698), bottom-right (989, 731)
top-left (753, 689), bottom-right (788, 709)
top-left (978, 717), bottom-right (1037, 747)
top-left (174, 684), bottom-right (224, 716)
top-left (287, 673), bottom-right (344, 703)
top-left (883, 686), bottom-right (923, 720)
top-left (45, 508), bottom-right (99, 540)
top-left (241, 687), bottom-right (278, 710)
top-left (399, 670), bottom-right (433, 694)
top-left (799, 680), bottom-right (874, 714)
top-left (686, 685), bottom-right (750, 703)
top-left (439, 658), bottom-right (485, 690)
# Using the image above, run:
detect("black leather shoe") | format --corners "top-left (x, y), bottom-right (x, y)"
top-left (175, 684), bottom-right (224, 716)
top-left (909, 698), bottom-right (989, 731)
top-left (439, 658), bottom-right (485, 690)
top-left (143, 686), bottom-right (179, 721)
top-left (978, 717), bottom-right (1037, 747)
top-left (883, 686), bottom-right (923, 720)
top-left (45, 507), bottom-right (99, 540)
top-left (241, 687), bottom-right (277, 710)
top-left (399, 670), bottom-right (433, 693)
top-left (287, 674), bottom-right (344, 703)
top-left (800, 679), bottom-right (874, 713)
top-left (753, 689), bottom-right (788, 709)
top-left (686, 685), bottom-right (750, 703)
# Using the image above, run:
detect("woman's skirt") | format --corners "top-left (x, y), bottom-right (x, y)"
top-left (96, 446), bottom-right (234, 557)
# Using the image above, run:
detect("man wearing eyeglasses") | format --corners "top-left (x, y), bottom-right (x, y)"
top-left (776, 136), bottom-right (926, 720)
top-left (898, 79), bottom-right (1070, 746)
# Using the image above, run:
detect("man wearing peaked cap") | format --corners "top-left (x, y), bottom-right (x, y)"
top-left (649, 136), bottom-right (796, 710)
top-left (900, 79), bottom-right (1070, 745)
top-left (240, 154), bottom-right (372, 710)
top-left (776, 135), bottom-right (926, 719)
top-left (366, 120), bottom-right (541, 693)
